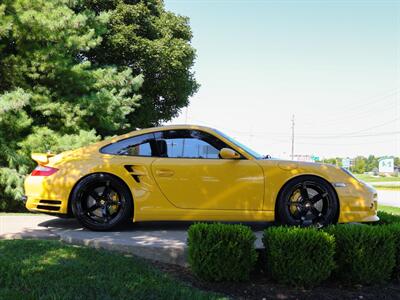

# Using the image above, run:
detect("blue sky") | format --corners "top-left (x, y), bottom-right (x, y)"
top-left (164, 0), bottom-right (399, 158)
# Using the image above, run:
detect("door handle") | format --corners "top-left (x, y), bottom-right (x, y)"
top-left (155, 169), bottom-right (174, 177)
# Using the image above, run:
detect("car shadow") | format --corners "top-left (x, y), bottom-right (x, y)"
top-left (38, 217), bottom-right (273, 233)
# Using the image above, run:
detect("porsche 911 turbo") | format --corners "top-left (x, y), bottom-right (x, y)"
top-left (24, 125), bottom-right (378, 230)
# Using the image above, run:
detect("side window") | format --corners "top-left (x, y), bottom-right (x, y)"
top-left (100, 133), bottom-right (157, 157)
top-left (154, 130), bottom-right (230, 159)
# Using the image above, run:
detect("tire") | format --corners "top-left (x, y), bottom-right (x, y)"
top-left (71, 173), bottom-right (133, 231)
top-left (276, 176), bottom-right (338, 227)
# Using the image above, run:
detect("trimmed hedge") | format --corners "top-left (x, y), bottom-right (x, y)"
top-left (187, 223), bottom-right (257, 281)
top-left (387, 223), bottom-right (400, 279)
top-left (326, 224), bottom-right (396, 284)
top-left (263, 227), bottom-right (335, 287)
top-left (377, 211), bottom-right (400, 225)
top-left (187, 222), bottom-right (400, 285)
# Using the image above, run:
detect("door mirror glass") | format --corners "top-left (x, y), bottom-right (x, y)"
top-left (219, 148), bottom-right (241, 159)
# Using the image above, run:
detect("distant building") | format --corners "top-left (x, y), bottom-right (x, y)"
top-left (379, 157), bottom-right (395, 175)
top-left (293, 154), bottom-right (315, 162)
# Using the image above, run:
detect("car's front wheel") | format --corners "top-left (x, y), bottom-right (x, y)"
top-left (276, 176), bottom-right (338, 227)
top-left (71, 173), bottom-right (133, 231)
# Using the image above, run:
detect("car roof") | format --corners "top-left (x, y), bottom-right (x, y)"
top-left (86, 124), bottom-right (256, 160)
top-left (99, 124), bottom-right (216, 146)
top-left (137, 124), bottom-right (216, 134)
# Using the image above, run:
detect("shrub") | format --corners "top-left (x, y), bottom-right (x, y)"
top-left (326, 224), bottom-right (396, 284)
top-left (377, 211), bottom-right (400, 224)
top-left (262, 227), bottom-right (335, 287)
top-left (387, 223), bottom-right (400, 279)
top-left (187, 223), bottom-right (257, 281)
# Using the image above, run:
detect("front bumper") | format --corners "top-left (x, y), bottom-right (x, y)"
top-left (336, 181), bottom-right (379, 223)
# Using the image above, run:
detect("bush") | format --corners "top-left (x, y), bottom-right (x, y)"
top-left (326, 224), bottom-right (396, 284)
top-left (387, 224), bottom-right (400, 279)
top-left (377, 211), bottom-right (400, 224)
top-left (0, 195), bottom-right (26, 212)
top-left (0, 168), bottom-right (26, 212)
top-left (262, 227), bottom-right (335, 287)
top-left (187, 223), bottom-right (257, 281)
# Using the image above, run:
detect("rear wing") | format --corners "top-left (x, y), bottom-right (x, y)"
top-left (31, 153), bottom-right (55, 165)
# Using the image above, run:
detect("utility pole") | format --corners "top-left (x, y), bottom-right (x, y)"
top-left (291, 115), bottom-right (295, 161)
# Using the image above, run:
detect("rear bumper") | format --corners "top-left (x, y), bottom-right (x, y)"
top-left (25, 196), bottom-right (66, 214)
top-left (24, 174), bottom-right (69, 214)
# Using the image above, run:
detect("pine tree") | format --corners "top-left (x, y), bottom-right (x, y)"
top-left (0, 0), bottom-right (143, 209)
top-left (0, 0), bottom-right (198, 211)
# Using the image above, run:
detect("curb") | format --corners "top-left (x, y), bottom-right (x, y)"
top-left (58, 233), bottom-right (188, 266)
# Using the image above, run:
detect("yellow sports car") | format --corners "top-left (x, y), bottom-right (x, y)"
top-left (24, 125), bottom-right (378, 230)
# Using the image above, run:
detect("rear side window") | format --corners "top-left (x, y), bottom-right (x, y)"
top-left (100, 133), bottom-right (157, 157)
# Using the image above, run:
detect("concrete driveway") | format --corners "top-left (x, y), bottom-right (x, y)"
top-left (0, 215), bottom-right (267, 266)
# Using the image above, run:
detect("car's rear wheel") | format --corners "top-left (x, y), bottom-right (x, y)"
top-left (276, 176), bottom-right (338, 227)
top-left (71, 173), bottom-right (133, 231)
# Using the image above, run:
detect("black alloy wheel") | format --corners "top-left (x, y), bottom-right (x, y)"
top-left (71, 173), bottom-right (133, 231)
top-left (276, 176), bottom-right (338, 227)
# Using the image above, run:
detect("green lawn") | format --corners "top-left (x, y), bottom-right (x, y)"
top-left (353, 174), bottom-right (400, 191)
top-left (379, 205), bottom-right (400, 215)
top-left (373, 185), bottom-right (400, 191)
top-left (355, 174), bottom-right (400, 182)
top-left (1, 208), bottom-right (400, 299)
top-left (0, 240), bottom-right (223, 300)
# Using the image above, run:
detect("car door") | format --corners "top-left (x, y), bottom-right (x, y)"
top-left (151, 129), bottom-right (264, 210)
top-left (99, 132), bottom-right (162, 199)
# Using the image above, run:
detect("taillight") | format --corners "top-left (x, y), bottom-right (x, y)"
top-left (31, 166), bottom-right (58, 176)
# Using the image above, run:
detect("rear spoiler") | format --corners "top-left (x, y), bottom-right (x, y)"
top-left (31, 153), bottom-right (55, 165)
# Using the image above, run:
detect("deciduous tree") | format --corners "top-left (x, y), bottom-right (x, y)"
top-left (78, 0), bottom-right (199, 128)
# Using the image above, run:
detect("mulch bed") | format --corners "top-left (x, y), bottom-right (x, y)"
top-left (152, 260), bottom-right (400, 300)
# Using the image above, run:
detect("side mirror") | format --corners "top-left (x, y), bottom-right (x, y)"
top-left (219, 148), bottom-right (241, 159)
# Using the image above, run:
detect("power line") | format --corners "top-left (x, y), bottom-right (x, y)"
top-left (294, 138), bottom-right (398, 146)
top-left (301, 88), bottom-right (399, 127)
top-left (181, 95), bottom-right (399, 141)
top-left (296, 130), bottom-right (400, 139)
top-left (208, 114), bottom-right (400, 139)
top-left (341, 117), bottom-right (400, 135)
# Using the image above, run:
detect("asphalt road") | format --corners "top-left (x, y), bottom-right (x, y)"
top-left (370, 182), bottom-right (400, 186)
top-left (377, 189), bottom-right (400, 207)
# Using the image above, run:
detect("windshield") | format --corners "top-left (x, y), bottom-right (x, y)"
top-left (214, 129), bottom-right (263, 159)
